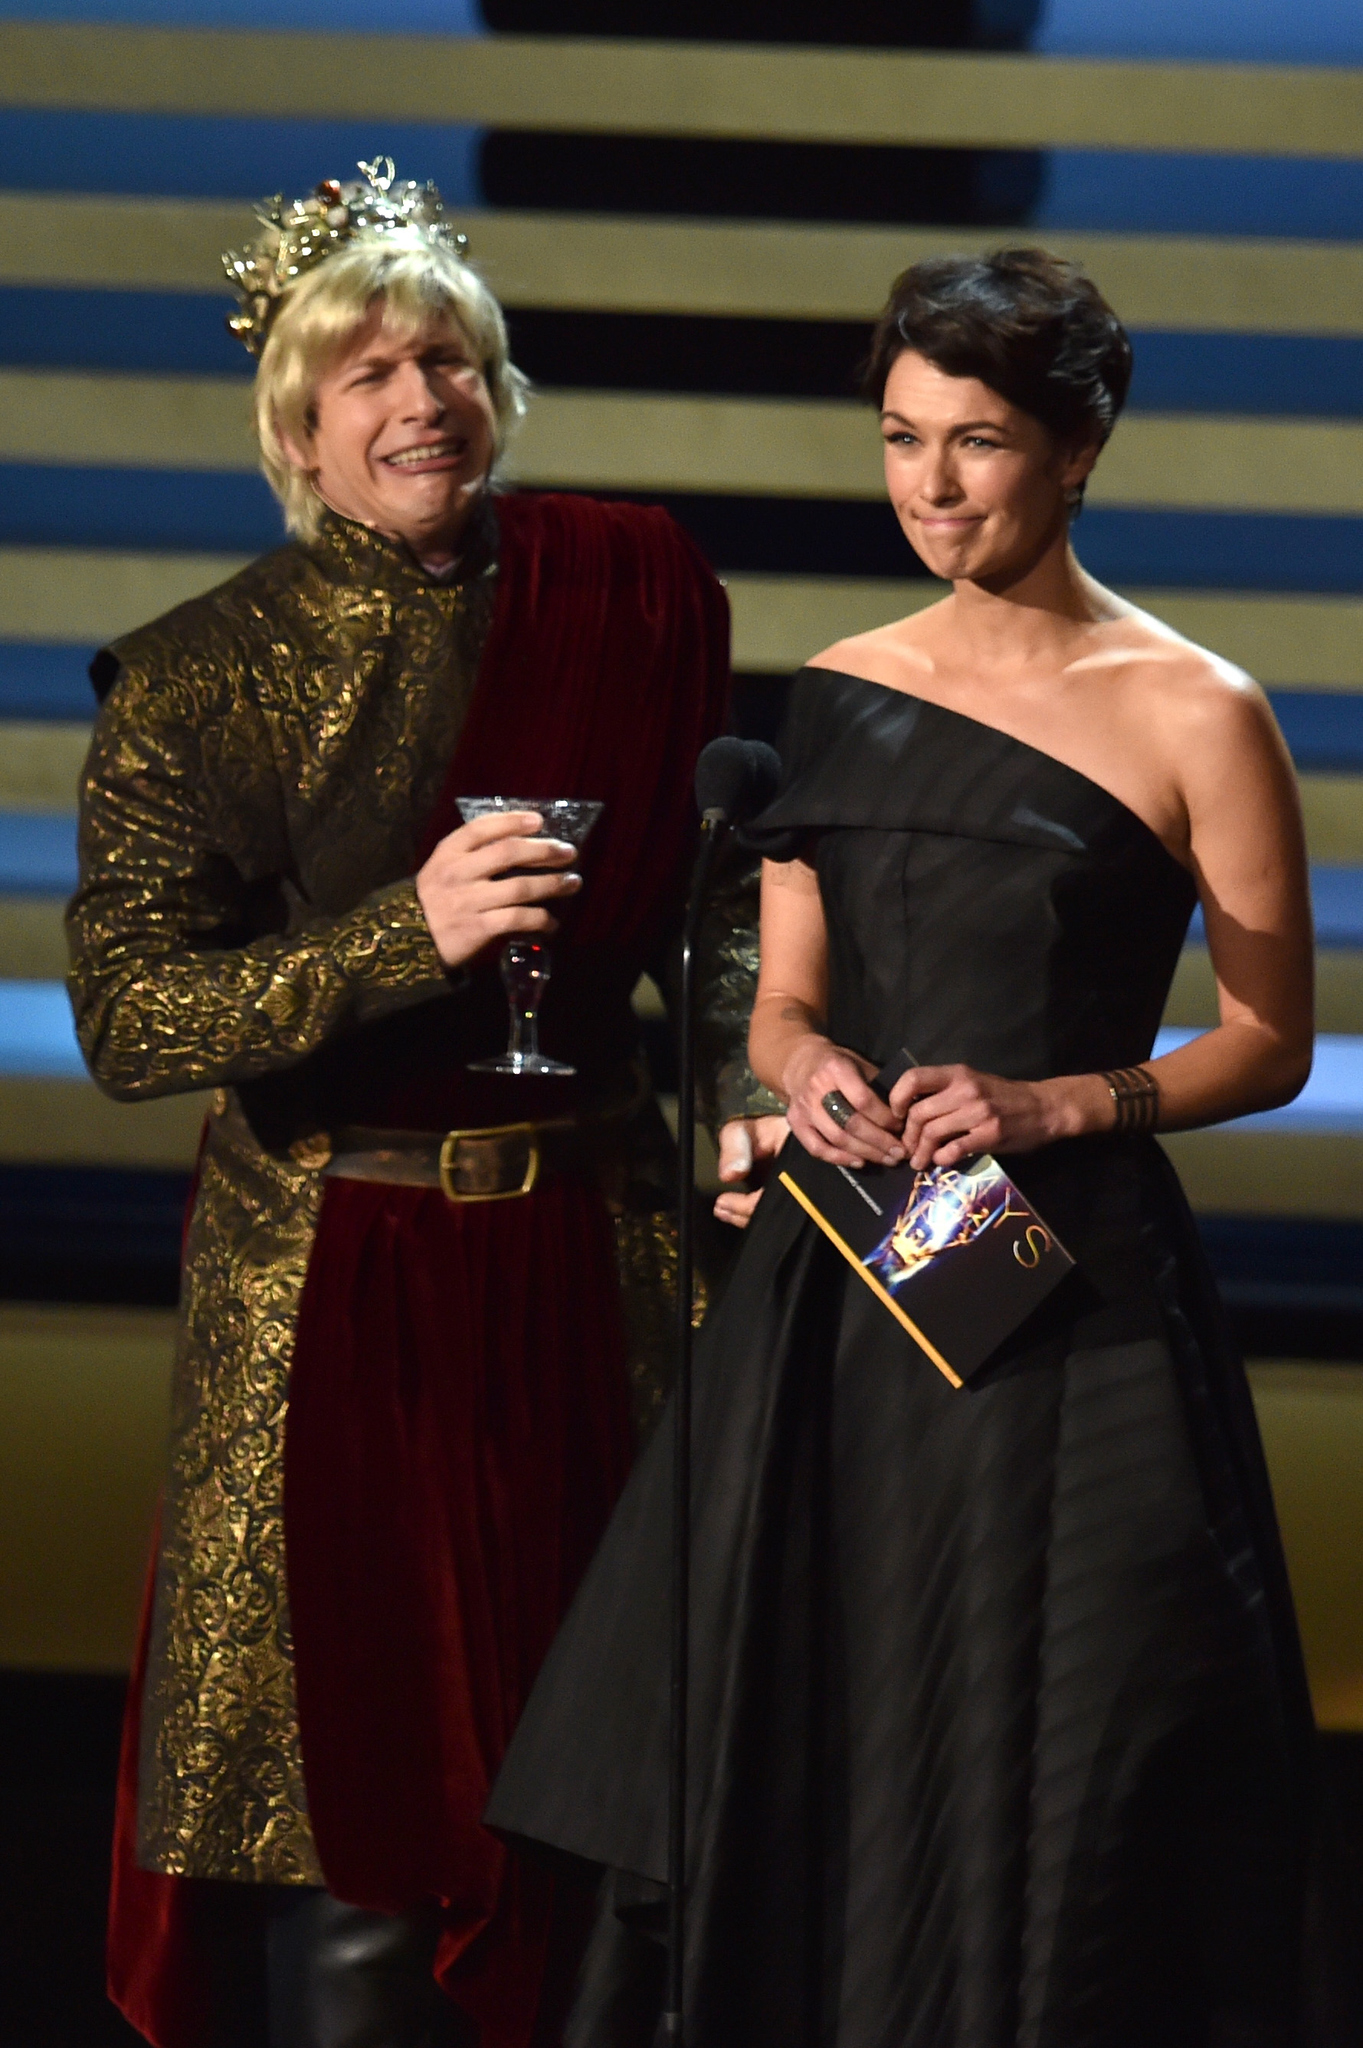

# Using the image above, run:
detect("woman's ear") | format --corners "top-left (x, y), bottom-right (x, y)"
top-left (1060, 437), bottom-right (1102, 496)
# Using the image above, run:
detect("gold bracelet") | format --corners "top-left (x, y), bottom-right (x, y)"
top-left (1101, 1063), bottom-right (1160, 1135)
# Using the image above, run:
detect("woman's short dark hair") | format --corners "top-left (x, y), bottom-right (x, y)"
top-left (863, 248), bottom-right (1133, 452)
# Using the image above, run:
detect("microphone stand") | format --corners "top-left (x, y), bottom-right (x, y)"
top-left (658, 804), bottom-right (725, 2048)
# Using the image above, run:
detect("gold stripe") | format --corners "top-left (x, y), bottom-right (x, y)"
top-left (1161, 1128), bottom-right (1363, 1219)
top-left (0, 368), bottom-right (256, 471)
top-left (777, 1167), bottom-right (964, 1388)
top-left (0, 721), bottom-right (92, 811)
top-left (0, 1301), bottom-right (174, 1673)
top-left (508, 390), bottom-right (873, 499)
top-left (0, 546), bottom-right (250, 643)
top-left (1246, 1362), bottom-right (1363, 1734)
top-left (727, 578), bottom-right (1363, 690)
top-left (1298, 774), bottom-right (1363, 864)
top-left (729, 575), bottom-right (941, 670)
top-left (509, 401), bottom-right (1363, 515)
top-left (1096, 416), bottom-right (1363, 516)
top-left (0, 191), bottom-right (250, 293)
top-left (6, 371), bottom-right (1363, 518)
top-left (0, 1074), bottom-right (206, 1167)
top-left (1165, 947), bottom-right (1363, 1037)
top-left (3, 194), bottom-right (1362, 338)
top-left (0, 25), bottom-right (1360, 157)
top-left (1120, 593), bottom-right (1363, 692)
top-left (0, 900), bottom-right (71, 982)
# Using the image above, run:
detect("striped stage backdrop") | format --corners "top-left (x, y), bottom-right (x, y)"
top-left (0, 2), bottom-right (1360, 1731)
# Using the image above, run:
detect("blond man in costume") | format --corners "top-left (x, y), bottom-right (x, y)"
top-left (69, 162), bottom-right (781, 2048)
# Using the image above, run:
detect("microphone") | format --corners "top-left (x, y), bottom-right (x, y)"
top-left (694, 736), bottom-right (782, 827)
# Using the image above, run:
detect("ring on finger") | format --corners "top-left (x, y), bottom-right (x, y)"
top-left (821, 1089), bottom-right (856, 1130)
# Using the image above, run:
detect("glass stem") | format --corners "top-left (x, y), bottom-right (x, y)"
top-left (501, 940), bottom-right (551, 1066)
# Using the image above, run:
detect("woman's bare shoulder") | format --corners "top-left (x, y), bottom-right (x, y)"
top-left (1094, 598), bottom-right (1291, 797)
top-left (1108, 597), bottom-right (1270, 718)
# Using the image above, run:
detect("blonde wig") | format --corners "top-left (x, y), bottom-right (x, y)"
top-left (253, 229), bottom-right (529, 541)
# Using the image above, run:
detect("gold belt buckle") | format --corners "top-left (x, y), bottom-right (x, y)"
top-left (438, 1122), bottom-right (542, 1204)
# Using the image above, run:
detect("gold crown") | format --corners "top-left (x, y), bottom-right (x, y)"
top-left (222, 155), bottom-right (470, 357)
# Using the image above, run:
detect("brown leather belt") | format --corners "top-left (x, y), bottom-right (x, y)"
top-left (322, 1093), bottom-right (640, 1204)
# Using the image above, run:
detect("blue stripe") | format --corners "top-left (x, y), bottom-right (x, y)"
top-left (2, 988), bottom-right (1361, 1111)
top-left (1268, 691), bottom-right (1363, 773)
top-left (0, 289), bottom-right (252, 378)
top-left (0, 983), bottom-right (83, 1078)
top-left (1032, 151), bottom-right (1363, 242)
top-left (1, 112), bottom-right (1360, 248)
top-left (0, 109), bottom-right (481, 205)
top-left (6, 642), bottom-right (1362, 776)
top-left (2, 800), bottom-right (1359, 953)
top-left (2, 465), bottom-right (1361, 592)
top-left (1187, 868), bottom-right (1363, 950)
top-left (0, 645), bottom-right (97, 721)
top-left (1074, 510), bottom-right (1363, 595)
top-left (0, 466), bottom-right (284, 553)
top-left (2, 981), bottom-right (1362, 1108)
top-left (1126, 334), bottom-right (1363, 420)
top-left (7, 652), bottom-right (1363, 776)
top-left (1309, 866), bottom-right (1363, 948)
top-left (1033, 0), bottom-right (1363, 65)
top-left (0, 815), bottom-right (79, 895)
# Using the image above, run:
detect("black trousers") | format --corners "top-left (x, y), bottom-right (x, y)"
top-left (204, 1884), bottom-right (474, 2048)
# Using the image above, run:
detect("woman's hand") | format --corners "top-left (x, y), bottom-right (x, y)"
top-left (889, 1064), bottom-right (1077, 1169)
top-left (415, 811), bottom-right (581, 969)
top-left (713, 1114), bottom-right (790, 1228)
top-left (783, 1035), bottom-right (906, 1167)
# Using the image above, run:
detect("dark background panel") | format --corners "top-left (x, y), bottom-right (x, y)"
top-left (0, 1167), bottom-right (189, 1307)
top-left (0, 1673), bottom-right (144, 2048)
top-left (5, 466), bottom-right (1362, 594)
top-left (505, 310), bottom-right (875, 398)
top-left (481, 0), bottom-right (1041, 47)
top-left (7, 292), bottom-right (1361, 422)
top-left (480, 132), bottom-right (1044, 226)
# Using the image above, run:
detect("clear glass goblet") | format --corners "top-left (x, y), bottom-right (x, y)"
top-left (456, 796), bottom-right (603, 1076)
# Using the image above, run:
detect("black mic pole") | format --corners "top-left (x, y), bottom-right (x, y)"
top-left (658, 737), bottom-right (779, 2047)
top-left (658, 802), bottom-right (724, 2048)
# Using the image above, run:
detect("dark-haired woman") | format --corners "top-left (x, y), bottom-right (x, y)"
top-left (487, 251), bottom-right (1323, 2047)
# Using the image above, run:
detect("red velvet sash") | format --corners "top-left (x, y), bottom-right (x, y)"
top-left (107, 493), bottom-right (731, 2047)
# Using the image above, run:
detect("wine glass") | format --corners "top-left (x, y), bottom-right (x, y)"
top-left (456, 796), bottom-right (603, 1076)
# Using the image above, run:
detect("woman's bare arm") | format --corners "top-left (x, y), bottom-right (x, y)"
top-left (1139, 675), bottom-right (1314, 1127)
top-left (748, 855), bottom-right (906, 1166)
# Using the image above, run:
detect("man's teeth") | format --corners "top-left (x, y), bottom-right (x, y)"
top-left (387, 444), bottom-right (459, 466)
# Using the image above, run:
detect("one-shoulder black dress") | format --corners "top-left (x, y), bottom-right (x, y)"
top-left (488, 670), bottom-right (1317, 2048)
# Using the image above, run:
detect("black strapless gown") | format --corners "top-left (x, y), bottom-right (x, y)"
top-left (488, 671), bottom-right (1318, 2048)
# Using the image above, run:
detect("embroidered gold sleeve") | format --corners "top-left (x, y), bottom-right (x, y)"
top-left (67, 668), bottom-right (452, 1102)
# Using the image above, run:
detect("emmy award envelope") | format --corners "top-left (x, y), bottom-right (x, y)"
top-left (777, 1052), bottom-right (1074, 1388)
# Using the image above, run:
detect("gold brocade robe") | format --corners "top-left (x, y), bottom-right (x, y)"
top-left (68, 504), bottom-right (776, 1885)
